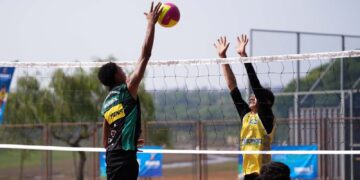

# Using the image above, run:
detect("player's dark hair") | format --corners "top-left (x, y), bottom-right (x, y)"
top-left (256, 161), bottom-right (290, 180)
top-left (98, 62), bottom-right (119, 90)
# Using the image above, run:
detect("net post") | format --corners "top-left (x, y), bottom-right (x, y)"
top-left (339, 35), bottom-right (346, 180)
top-left (294, 32), bottom-right (301, 145)
top-left (350, 91), bottom-right (354, 180)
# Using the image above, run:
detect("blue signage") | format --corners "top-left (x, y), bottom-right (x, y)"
top-left (0, 67), bottom-right (15, 124)
top-left (272, 145), bottom-right (318, 179)
top-left (99, 146), bottom-right (163, 178)
top-left (99, 151), bottom-right (106, 177)
top-left (238, 153), bottom-right (243, 177)
top-left (138, 146), bottom-right (163, 177)
top-left (238, 145), bottom-right (318, 179)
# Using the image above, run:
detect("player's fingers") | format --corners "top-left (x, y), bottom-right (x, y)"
top-left (155, 7), bottom-right (163, 20)
top-left (158, 7), bottom-right (163, 14)
top-left (225, 42), bottom-right (230, 51)
top-left (154, 9), bottom-right (161, 21)
top-left (150, 1), bottom-right (154, 12)
top-left (154, 2), bottom-right (162, 13)
top-left (237, 36), bottom-right (241, 43)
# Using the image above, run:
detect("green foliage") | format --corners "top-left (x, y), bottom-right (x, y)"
top-left (273, 57), bottom-right (360, 118)
top-left (3, 64), bottom-right (159, 180)
top-left (5, 77), bottom-right (54, 124)
top-left (147, 128), bottom-right (172, 148)
top-left (5, 68), bottom-right (157, 123)
top-left (138, 83), bottom-right (155, 121)
top-left (49, 68), bottom-right (106, 122)
top-left (153, 90), bottom-right (239, 121)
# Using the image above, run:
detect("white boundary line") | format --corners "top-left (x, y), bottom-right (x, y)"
top-left (0, 50), bottom-right (359, 68)
top-left (1, 144), bottom-right (360, 155)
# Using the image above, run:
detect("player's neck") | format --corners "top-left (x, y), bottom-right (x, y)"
top-left (250, 108), bottom-right (258, 114)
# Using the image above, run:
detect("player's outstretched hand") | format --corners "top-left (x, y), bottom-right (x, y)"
top-left (214, 36), bottom-right (230, 58)
top-left (236, 34), bottom-right (249, 57)
top-left (144, 1), bottom-right (163, 26)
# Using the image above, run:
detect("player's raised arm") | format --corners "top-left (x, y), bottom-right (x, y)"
top-left (214, 36), bottom-right (250, 119)
top-left (214, 36), bottom-right (237, 91)
top-left (236, 34), bottom-right (268, 103)
top-left (236, 34), bottom-right (274, 134)
top-left (127, 2), bottom-right (162, 99)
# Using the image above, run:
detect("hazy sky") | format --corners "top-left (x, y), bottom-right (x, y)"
top-left (1, 0), bottom-right (360, 61)
top-left (1, 0), bottom-right (360, 89)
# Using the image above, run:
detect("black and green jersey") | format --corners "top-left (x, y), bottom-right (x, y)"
top-left (101, 84), bottom-right (141, 151)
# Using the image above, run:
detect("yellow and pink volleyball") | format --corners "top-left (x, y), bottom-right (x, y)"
top-left (158, 3), bottom-right (180, 28)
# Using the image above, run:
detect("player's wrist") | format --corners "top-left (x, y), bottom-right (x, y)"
top-left (219, 53), bottom-right (227, 58)
top-left (147, 22), bottom-right (156, 29)
top-left (238, 52), bottom-right (247, 57)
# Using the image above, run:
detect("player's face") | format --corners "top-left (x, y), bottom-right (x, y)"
top-left (248, 95), bottom-right (257, 109)
top-left (115, 66), bottom-right (126, 84)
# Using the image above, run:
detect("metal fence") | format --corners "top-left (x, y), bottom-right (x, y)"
top-left (1, 117), bottom-right (360, 180)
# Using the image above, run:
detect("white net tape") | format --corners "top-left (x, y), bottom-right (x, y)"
top-left (1, 50), bottom-right (360, 68)
top-left (1, 144), bottom-right (360, 155)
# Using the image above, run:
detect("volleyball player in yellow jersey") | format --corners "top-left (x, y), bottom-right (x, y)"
top-left (214, 35), bottom-right (275, 180)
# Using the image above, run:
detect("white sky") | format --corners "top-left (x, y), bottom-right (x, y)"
top-left (1, 0), bottom-right (360, 89)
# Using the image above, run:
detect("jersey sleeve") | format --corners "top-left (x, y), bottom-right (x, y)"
top-left (244, 63), bottom-right (267, 102)
top-left (230, 87), bottom-right (250, 121)
top-left (244, 63), bottom-right (274, 134)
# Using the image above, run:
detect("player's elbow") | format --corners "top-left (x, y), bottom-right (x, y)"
top-left (227, 83), bottom-right (237, 91)
top-left (128, 74), bottom-right (142, 89)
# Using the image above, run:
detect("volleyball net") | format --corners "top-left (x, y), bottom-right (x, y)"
top-left (0, 50), bottom-right (360, 179)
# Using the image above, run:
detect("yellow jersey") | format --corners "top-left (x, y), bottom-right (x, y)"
top-left (240, 112), bottom-right (274, 175)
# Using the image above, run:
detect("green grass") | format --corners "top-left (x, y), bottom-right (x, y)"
top-left (0, 150), bottom-right (76, 169)
top-left (0, 150), bottom-right (238, 179)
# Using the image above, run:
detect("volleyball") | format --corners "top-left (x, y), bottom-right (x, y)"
top-left (158, 2), bottom-right (180, 28)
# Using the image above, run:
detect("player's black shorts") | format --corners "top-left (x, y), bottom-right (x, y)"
top-left (244, 173), bottom-right (259, 180)
top-left (106, 150), bottom-right (138, 180)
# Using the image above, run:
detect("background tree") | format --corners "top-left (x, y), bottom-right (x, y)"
top-left (4, 60), bottom-right (160, 180)
top-left (273, 57), bottom-right (360, 118)
top-left (3, 76), bottom-right (55, 179)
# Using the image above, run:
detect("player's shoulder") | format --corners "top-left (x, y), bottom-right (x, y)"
top-left (112, 84), bottom-right (127, 92)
